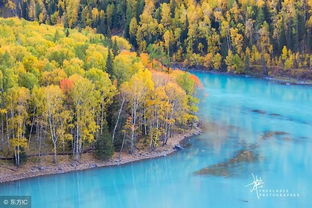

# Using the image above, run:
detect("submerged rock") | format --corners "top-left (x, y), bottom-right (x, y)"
top-left (269, 113), bottom-right (282, 117)
top-left (261, 131), bottom-right (289, 140)
top-left (173, 144), bottom-right (184, 150)
top-left (195, 165), bottom-right (231, 176)
top-left (180, 139), bottom-right (192, 148)
top-left (194, 150), bottom-right (258, 176)
top-left (280, 137), bottom-right (292, 141)
top-left (251, 109), bottom-right (284, 119)
top-left (228, 150), bottom-right (257, 163)
top-left (251, 109), bottom-right (266, 114)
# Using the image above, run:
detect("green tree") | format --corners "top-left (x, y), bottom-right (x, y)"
top-left (94, 127), bottom-right (114, 160)
top-left (106, 50), bottom-right (114, 77)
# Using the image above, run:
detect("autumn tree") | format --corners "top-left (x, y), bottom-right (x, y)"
top-left (121, 69), bottom-right (154, 153)
top-left (44, 85), bottom-right (71, 163)
top-left (6, 87), bottom-right (30, 166)
top-left (69, 75), bottom-right (99, 160)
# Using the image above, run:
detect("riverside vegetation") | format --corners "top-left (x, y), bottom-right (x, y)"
top-left (0, 18), bottom-right (200, 167)
top-left (1, 0), bottom-right (312, 80)
top-left (1, 0), bottom-right (311, 168)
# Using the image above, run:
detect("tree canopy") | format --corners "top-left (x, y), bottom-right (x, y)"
top-left (0, 18), bottom-right (199, 165)
top-left (1, 0), bottom-right (312, 79)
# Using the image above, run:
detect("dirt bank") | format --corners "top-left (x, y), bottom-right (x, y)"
top-left (0, 127), bottom-right (201, 184)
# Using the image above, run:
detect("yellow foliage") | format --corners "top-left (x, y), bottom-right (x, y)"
top-left (112, 36), bottom-right (132, 51)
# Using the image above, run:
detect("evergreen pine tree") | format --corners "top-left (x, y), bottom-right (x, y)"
top-left (94, 127), bottom-right (114, 160)
top-left (112, 39), bottom-right (119, 56)
top-left (106, 50), bottom-right (114, 77)
top-left (65, 28), bottom-right (70, 37)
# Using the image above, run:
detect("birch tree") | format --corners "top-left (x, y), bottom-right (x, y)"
top-left (6, 87), bottom-right (30, 166)
top-left (121, 69), bottom-right (154, 153)
top-left (44, 85), bottom-right (71, 163)
top-left (69, 75), bottom-right (99, 160)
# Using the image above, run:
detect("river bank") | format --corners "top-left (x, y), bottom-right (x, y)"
top-left (0, 126), bottom-right (201, 184)
top-left (199, 69), bottom-right (312, 85)
top-left (171, 63), bottom-right (312, 85)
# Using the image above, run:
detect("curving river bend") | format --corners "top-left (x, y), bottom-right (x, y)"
top-left (1, 71), bottom-right (312, 208)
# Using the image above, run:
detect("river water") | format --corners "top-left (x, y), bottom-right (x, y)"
top-left (1, 71), bottom-right (312, 208)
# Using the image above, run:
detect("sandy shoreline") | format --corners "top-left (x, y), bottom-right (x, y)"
top-left (0, 127), bottom-right (201, 184)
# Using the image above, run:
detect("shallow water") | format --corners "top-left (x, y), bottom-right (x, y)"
top-left (1, 71), bottom-right (312, 208)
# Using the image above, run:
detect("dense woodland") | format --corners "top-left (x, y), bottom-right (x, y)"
top-left (1, 0), bottom-right (312, 80)
top-left (1, 0), bottom-right (312, 166)
top-left (0, 18), bottom-right (199, 166)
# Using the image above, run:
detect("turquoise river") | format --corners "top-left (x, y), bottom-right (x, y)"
top-left (1, 71), bottom-right (312, 208)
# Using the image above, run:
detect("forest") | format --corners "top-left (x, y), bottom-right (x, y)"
top-left (0, 18), bottom-right (199, 166)
top-left (1, 0), bottom-right (312, 80)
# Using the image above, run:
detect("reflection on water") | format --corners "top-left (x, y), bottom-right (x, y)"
top-left (1, 71), bottom-right (312, 208)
